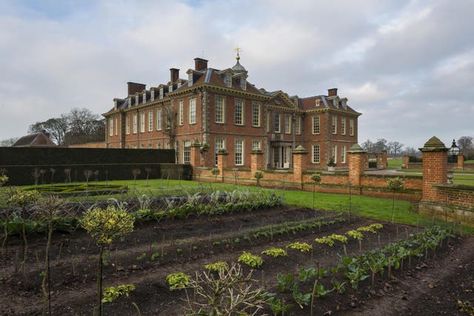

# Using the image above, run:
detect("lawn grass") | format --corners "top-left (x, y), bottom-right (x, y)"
top-left (2, 178), bottom-right (471, 233)
top-left (387, 157), bottom-right (403, 169)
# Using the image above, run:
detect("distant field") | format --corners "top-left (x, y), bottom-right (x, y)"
top-left (387, 157), bottom-right (402, 169)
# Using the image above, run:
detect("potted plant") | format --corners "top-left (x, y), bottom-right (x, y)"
top-left (327, 157), bottom-right (336, 171)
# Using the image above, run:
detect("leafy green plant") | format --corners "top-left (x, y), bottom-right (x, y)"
top-left (7, 189), bottom-right (41, 270)
top-left (267, 295), bottom-right (292, 316)
top-left (331, 279), bottom-right (347, 294)
top-left (313, 283), bottom-right (332, 298)
top-left (347, 230), bottom-right (364, 251)
top-left (298, 267), bottom-right (317, 282)
top-left (204, 261), bottom-right (229, 273)
top-left (261, 247), bottom-right (287, 258)
top-left (81, 205), bottom-right (135, 316)
top-left (166, 272), bottom-right (191, 290)
top-left (287, 241), bottom-right (312, 253)
top-left (292, 288), bottom-right (311, 309)
top-left (277, 273), bottom-right (296, 293)
top-left (102, 284), bottom-right (135, 303)
top-left (238, 252), bottom-right (264, 269)
top-left (357, 223), bottom-right (383, 234)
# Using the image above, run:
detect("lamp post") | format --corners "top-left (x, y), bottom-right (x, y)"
top-left (448, 139), bottom-right (460, 163)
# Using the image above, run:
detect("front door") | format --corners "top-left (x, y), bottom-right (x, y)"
top-left (272, 146), bottom-right (291, 169)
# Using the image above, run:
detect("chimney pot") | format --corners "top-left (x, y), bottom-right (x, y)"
top-left (194, 58), bottom-right (208, 71)
top-left (170, 68), bottom-right (180, 83)
top-left (328, 88), bottom-right (338, 97)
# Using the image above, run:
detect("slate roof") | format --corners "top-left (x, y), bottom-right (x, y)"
top-left (13, 132), bottom-right (56, 147)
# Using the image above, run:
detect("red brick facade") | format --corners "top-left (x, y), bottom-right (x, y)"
top-left (104, 56), bottom-right (360, 171)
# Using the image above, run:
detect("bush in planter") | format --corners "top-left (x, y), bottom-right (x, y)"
top-left (254, 171), bottom-right (263, 187)
top-left (327, 157), bottom-right (336, 168)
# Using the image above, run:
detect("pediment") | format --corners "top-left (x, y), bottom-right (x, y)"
top-left (268, 91), bottom-right (297, 109)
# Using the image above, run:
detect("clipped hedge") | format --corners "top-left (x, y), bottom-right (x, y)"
top-left (0, 147), bottom-right (192, 185)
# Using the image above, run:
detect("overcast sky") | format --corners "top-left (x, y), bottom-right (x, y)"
top-left (0, 0), bottom-right (473, 148)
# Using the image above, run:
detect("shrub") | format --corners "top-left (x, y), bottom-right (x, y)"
top-left (346, 230), bottom-right (364, 240)
top-left (185, 264), bottom-right (267, 315)
top-left (287, 242), bottom-right (312, 253)
top-left (166, 272), bottom-right (191, 290)
top-left (102, 284), bottom-right (136, 303)
top-left (238, 251), bottom-right (264, 269)
top-left (262, 247), bottom-right (287, 258)
top-left (81, 205), bottom-right (134, 316)
top-left (204, 261), bottom-right (229, 273)
top-left (81, 206), bottom-right (134, 245)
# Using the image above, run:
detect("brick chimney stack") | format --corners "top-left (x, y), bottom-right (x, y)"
top-left (194, 58), bottom-right (208, 71)
top-left (170, 68), bottom-right (180, 83)
top-left (127, 82), bottom-right (146, 96)
top-left (328, 88), bottom-right (338, 96)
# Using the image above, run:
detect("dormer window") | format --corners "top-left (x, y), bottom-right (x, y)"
top-left (188, 72), bottom-right (193, 87)
top-left (341, 98), bottom-right (347, 109)
top-left (169, 84), bottom-right (173, 93)
top-left (114, 99), bottom-right (118, 109)
top-left (240, 78), bottom-right (246, 90)
top-left (177, 81), bottom-right (182, 88)
top-left (224, 74), bottom-right (231, 88)
top-left (135, 95), bottom-right (139, 105)
top-left (315, 99), bottom-right (321, 107)
top-left (143, 92), bottom-right (147, 104)
top-left (151, 89), bottom-right (155, 101)
top-left (333, 98), bottom-right (338, 108)
top-left (159, 87), bottom-right (164, 99)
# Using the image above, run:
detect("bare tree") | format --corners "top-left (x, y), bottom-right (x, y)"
top-left (0, 137), bottom-right (19, 146)
top-left (388, 141), bottom-right (403, 157)
top-left (29, 117), bottom-right (68, 145)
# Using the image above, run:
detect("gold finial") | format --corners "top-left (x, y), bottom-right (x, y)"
top-left (234, 47), bottom-right (242, 61)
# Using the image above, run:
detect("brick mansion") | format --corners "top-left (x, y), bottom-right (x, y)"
top-left (104, 55), bottom-right (361, 170)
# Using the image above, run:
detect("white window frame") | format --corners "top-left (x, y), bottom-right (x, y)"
top-left (148, 110), bottom-right (153, 132)
top-left (341, 117), bottom-right (346, 135)
top-left (189, 98), bottom-right (196, 124)
top-left (252, 140), bottom-right (261, 151)
top-left (183, 141), bottom-right (191, 164)
top-left (151, 90), bottom-right (155, 101)
top-left (215, 138), bottom-right (225, 166)
top-left (341, 145), bottom-right (347, 163)
top-left (312, 144), bottom-right (320, 164)
top-left (273, 113), bottom-right (280, 133)
top-left (312, 115), bottom-right (320, 134)
top-left (114, 117), bottom-right (118, 136)
top-left (350, 119), bottom-right (355, 136)
top-left (140, 112), bottom-right (145, 133)
top-left (156, 109), bottom-right (162, 130)
top-left (234, 139), bottom-right (244, 166)
top-left (285, 115), bottom-right (292, 134)
top-left (178, 100), bottom-right (184, 125)
top-left (108, 118), bottom-right (114, 137)
top-left (125, 115), bottom-right (130, 135)
top-left (266, 112), bottom-right (270, 132)
top-left (332, 145), bottom-right (338, 163)
top-left (132, 113), bottom-right (138, 134)
top-left (234, 99), bottom-right (244, 125)
top-left (215, 95), bottom-right (225, 123)
top-left (331, 115), bottom-right (338, 134)
top-left (252, 102), bottom-right (261, 127)
top-left (295, 116), bottom-right (302, 135)
top-left (143, 92), bottom-right (147, 104)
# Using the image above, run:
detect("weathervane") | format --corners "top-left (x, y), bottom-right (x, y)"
top-left (234, 47), bottom-right (242, 61)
